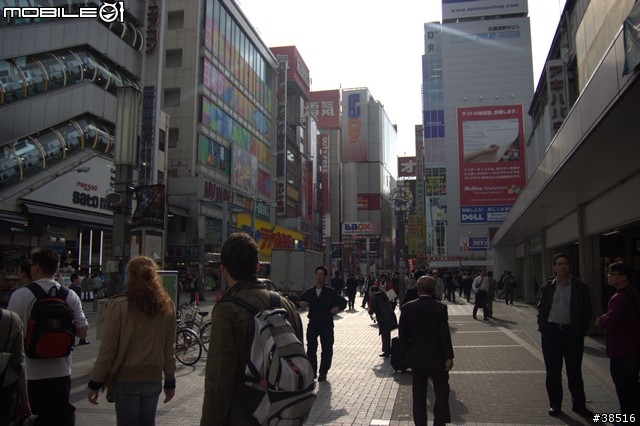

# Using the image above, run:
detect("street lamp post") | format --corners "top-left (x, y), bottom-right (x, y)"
top-left (109, 86), bottom-right (141, 294)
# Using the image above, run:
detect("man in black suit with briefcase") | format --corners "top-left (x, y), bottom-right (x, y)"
top-left (399, 275), bottom-right (454, 426)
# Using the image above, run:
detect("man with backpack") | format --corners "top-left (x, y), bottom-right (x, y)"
top-left (201, 233), bottom-right (309, 426)
top-left (7, 248), bottom-right (89, 426)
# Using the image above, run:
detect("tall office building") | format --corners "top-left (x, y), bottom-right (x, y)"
top-left (340, 88), bottom-right (398, 274)
top-left (420, 0), bottom-right (534, 269)
top-left (0, 1), bottom-right (166, 289)
top-left (161, 0), bottom-right (292, 273)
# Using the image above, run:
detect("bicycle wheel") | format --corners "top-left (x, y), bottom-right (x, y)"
top-left (175, 328), bottom-right (202, 365)
top-left (199, 321), bottom-right (212, 352)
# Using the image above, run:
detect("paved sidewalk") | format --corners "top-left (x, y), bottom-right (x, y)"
top-left (68, 293), bottom-right (618, 425)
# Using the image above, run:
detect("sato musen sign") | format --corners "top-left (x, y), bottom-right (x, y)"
top-left (3, 2), bottom-right (125, 23)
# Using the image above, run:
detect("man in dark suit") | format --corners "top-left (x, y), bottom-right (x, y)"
top-left (537, 253), bottom-right (593, 418)
top-left (299, 265), bottom-right (347, 382)
top-left (399, 275), bottom-right (454, 426)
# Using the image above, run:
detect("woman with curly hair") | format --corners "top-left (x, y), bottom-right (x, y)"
top-left (86, 256), bottom-right (176, 426)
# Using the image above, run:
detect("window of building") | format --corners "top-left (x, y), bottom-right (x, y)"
top-left (167, 10), bottom-right (184, 30)
top-left (164, 88), bottom-right (181, 108)
top-left (158, 129), bottom-right (166, 152)
top-left (168, 128), bottom-right (179, 148)
top-left (166, 49), bottom-right (182, 68)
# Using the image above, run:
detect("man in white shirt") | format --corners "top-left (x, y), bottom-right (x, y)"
top-left (8, 248), bottom-right (89, 425)
top-left (471, 269), bottom-right (490, 321)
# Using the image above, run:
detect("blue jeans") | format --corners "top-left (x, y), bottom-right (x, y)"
top-left (113, 381), bottom-right (162, 426)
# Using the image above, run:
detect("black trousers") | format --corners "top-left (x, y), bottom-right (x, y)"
top-left (28, 375), bottom-right (75, 426)
top-left (306, 323), bottom-right (334, 376)
top-left (541, 324), bottom-right (586, 409)
top-left (347, 291), bottom-right (357, 310)
top-left (472, 290), bottom-right (488, 319)
top-left (610, 355), bottom-right (640, 416)
top-left (411, 365), bottom-right (451, 426)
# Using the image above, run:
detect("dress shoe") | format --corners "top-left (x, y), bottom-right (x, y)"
top-left (379, 352), bottom-right (391, 358)
top-left (572, 405), bottom-right (593, 417)
top-left (317, 374), bottom-right (327, 382)
top-left (472, 315), bottom-right (477, 320)
top-left (548, 407), bottom-right (562, 417)
top-left (483, 317), bottom-right (489, 321)
top-left (78, 339), bottom-right (90, 345)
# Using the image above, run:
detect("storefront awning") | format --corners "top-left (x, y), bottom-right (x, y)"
top-left (23, 201), bottom-right (112, 226)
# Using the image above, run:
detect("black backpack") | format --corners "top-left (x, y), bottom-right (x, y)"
top-left (24, 283), bottom-right (76, 359)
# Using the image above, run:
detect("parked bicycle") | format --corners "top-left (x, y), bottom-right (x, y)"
top-left (177, 302), bottom-right (212, 352)
top-left (175, 319), bottom-right (202, 365)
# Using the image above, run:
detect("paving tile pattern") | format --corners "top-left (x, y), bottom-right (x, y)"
top-left (66, 294), bottom-right (619, 425)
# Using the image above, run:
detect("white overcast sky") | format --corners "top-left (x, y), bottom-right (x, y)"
top-left (236, 0), bottom-right (567, 155)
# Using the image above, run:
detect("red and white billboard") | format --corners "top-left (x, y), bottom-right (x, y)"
top-left (309, 90), bottom-right (340, 129)
top-left (398, 156), bottom-right (417, 178)
top-left (457, 105), bottom-right (526, 223)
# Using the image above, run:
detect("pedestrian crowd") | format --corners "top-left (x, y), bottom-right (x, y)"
top-left (1, 244), bottom-right (639, 426)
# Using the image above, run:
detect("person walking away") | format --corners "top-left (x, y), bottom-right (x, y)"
top-left (87, 256), bottom-right (176, 426)
top-left (399, 275), bottom-right (454, 426)
top-left (69, 273), bottom-right (89, 345)
top-left (0, 308), bottom-right (31, 426)
top-left (537, 253), bottom-right (593, 418)
top-left (330, 270), bottom-right (345, 296)
top-left (503, 271), bottom-right (516, 305)
top-left (497, 270), bottom-right (508, 299)
top-left (461, 271), bottom-right (473, 302)
top-left (486, 271), bottom-right (496, 319)
top-left (361, 274), bottom-right (373, 308)
top-left (431, 270), bottom-right (444, 301)
top-left (594, 262), bottom-right (640, 419)
top-left (298, 265), bottom-right (346, 382)
top-left (444, 271), bottom-right (455, 302)
top-left (91, 271), bottom-right (103, 300)
top-left (8, 248), bottom-right (89, 426)
top-left (471, 270), bottom-right (489, 321)
top-left (200, 233), bottom-right (303, 425)
top-left (345, 273), bottom-right (359, 310)
top-left (81, 271), bottom-right (92, 302)
top-left (368, 286), bottom-right (397, 357)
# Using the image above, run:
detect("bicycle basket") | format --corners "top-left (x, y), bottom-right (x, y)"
top-left (182, 305), bottom-right (197, 323)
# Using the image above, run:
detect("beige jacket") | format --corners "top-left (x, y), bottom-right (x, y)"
top-left (88, 295), bottom-right (176, 389)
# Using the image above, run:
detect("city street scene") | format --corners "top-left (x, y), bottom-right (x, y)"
top-left (67, 292), bottom-right (621, 425)
top-left (1, 0), bottom-right (640, 425)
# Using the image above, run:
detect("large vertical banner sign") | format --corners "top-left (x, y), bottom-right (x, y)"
top-left (342, 89), bottom-right (368, 161)
top-left (546, 60), bottom-right (568, 133)
top-left (132, 184), bottom-right (165, 231)
top-left (276, 58), bottom-right (288, 216)
top-left (458, 105), bottom-right (526, 223)
top-left (318, 134), bottom-right (330, 214)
